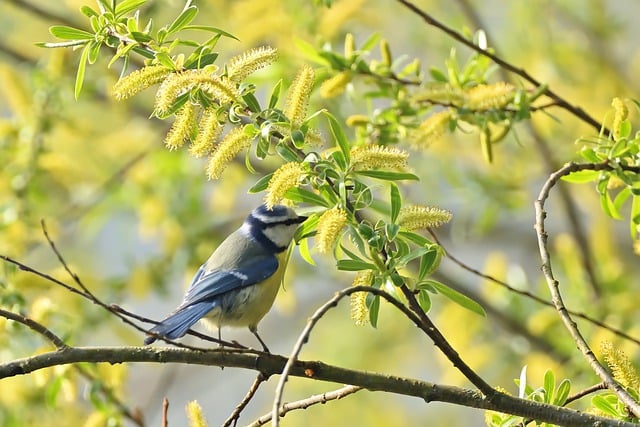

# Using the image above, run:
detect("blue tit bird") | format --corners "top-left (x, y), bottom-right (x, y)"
top-left (144, 204), bottom-right (307, 351)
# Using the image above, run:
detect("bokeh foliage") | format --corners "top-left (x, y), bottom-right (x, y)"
top-left (2, 0), bottom-right (640, 426)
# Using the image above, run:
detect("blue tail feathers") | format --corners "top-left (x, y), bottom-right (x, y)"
top-left (144, 301), bottom-right (214, 345)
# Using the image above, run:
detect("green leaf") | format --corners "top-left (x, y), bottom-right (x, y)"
top-left (297, 236), bottom-right (316, 266)
top-left (155, 52), bottom-right (176, 69)
top-left (600, 191), bottom-right (623, 220)
top-left (553, 379), bottom-right (571, 406)
top-left (49, 25), bottom-right (94, 40)
top-left (167, 6), bottom-right (198, 35)
top-left (337, 259), bottom-right (377, 271)
top-left (130, 31), bottom-right (153, 43)
top-left (80, 5), bottom-right (99, 18)
top-left (368, 294), bottom-right (380, 328)
top-left (417, 247), bottom-right (440, 280)
top-left (182, 25), bottom-right (239, 41)
top-left (591, 395), bottom-right (619, 417)
top-left (293, 37), bottom-right (329, 65)
top-left (428, 280), bottom-right (485, 316)
top-left (269, 79), bottom-right (282, 109)
top-left (360, 33), bottom-right (381, 51)
top-left (398, 230), bottom-right (432, 246)
top-left (354, 170), bottom-right (419, 181)
top-left (285, 187), bottom-right (330, 207)
top-left (417, 289), bottom-right (431, 313)
top-left (561, 170), bottom-right (600, 184)
top-left (326, 112), bottom-right (351, 163)
top-left (631, 195), bottom-right (640, 239)
top-left (87, 40), bottom-right (101, 64)
top-left (390, 183), bottom-right (401, 223)
top-left (74, 43), bottom-right (91, 99)
top-left (613, 187), bottom-right (631, 216)
top-left (543, 370), bottom-right (555, 404)
top-left (429, 66), bottom-right (448, 82)
top-left (247, 173), bottom-right (273, 194)
top-left (115, 0), bottom-right (148, 17)
top-left (295, 214), bottom-right (319, 241)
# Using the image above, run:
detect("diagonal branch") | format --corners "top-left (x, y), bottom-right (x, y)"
top-left (394, 0), bottom-right (603, 132)
top-left (249, 385), bottom-right (362, 427)
top-left (0, 308), bottom-right (67, 349)
top-left (534, 161), bottom-right (640, 418)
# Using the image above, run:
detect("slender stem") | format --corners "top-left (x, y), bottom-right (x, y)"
top-left (534, 161), bottom-right (640, 418)
top-left (394, 0), bottom-right (603, 132)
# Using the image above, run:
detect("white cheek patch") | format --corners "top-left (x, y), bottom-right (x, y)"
top-left (262, 224), bottom-right (298, 249)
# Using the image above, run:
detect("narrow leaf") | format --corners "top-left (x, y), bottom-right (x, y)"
top-left (115, 0), bottom-right (148, 17)
top-left (167, 6), bottom-right (198, 35)
top-left (247, 173), bottom-right (273, 194)
top-left (337, 259), bottom-right (377, 271)
top-left (390, 183), bottom-right (401, 223)
top-left (561, 170), bottom-right (600, 184)
top-left (428, 280), bottom-right (485, 316)
top-left (284, 187), bottom-right (330, 207)
top-left (553, 379), bottom-right (571, 406)
top-left (75, 43), bottom-right (91, 99)
top-left (543, 370), bottom-right (555, 404)
top-left (326, 112), bottom-right (350, 163)
top-left (368, 295), bottom-right (380, 328)
top-left (49, 25), bottom-right (94, 40)
top-left (355, 170), bottom-right (419, 181)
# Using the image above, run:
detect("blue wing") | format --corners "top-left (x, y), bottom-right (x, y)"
top-left (144, 255), bottom-right (279, 344)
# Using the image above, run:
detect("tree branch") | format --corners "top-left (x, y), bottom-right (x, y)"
top-left (249, 385), bottom-right (362, 427)
top-left (534, 161), bottom-right (640, 418)
top-left (395, 0), bottom-right (603, 132)
top-left (0, 345), bottom-right (633, 427)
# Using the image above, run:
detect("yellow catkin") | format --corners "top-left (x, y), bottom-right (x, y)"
top-left (611, 97), bottom-right (628, 141)
top-left (344, 33), bottom-right (355, 58)
top-left (112, 65), bottom-right (172, 100)
top-left (465, 82), bottom-right (515, 110)
top-left (397, 205), bottom-right (452, 230)
top-left (350, 145), bottom-right (408, 170)
top-left (346, 114), bottom-right (370, 127)
top-left (319, 71), bottom-right (351, 99)
top-left (155, 70), bottom-right (239, 115)
top-left (226, 46), bottom-right (278, 83)
top-left (190, 107), bottom-right (223, 157)
top-left (265, 162), bottom-right (306, 209)
top-left (633, 239), bottom-right (640, 256)
top-left (305, 128), bottom-right (325, 146)
top-left (350, 270), bottom-right (373, 326)
top-left (186, 401), bottom-right (208, 427)
top-left (410, 110), bottom-right (452, 147)
top-left (206, 127), bottom-right (253, 179)
top-left (285, 65), bottom-right (315, 127)
top-left (315, 207), bottom-right (348, 253)
top-left (601, 341), bottom-right (640, 389)
top-left (413, 82), bottom-right (464, 105)
top-left (164, 102), bottom-right (197, 150)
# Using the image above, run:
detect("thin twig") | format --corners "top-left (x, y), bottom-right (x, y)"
top-left (271, 286), bottom-right (424, 427)
top-left (564, 382), bottom-right (607, 406)
top-left (162, 397), bottom-right (169, 427)
top-left (395, 0), bottom-right (603, 133)
top-left (451, 0), bottom-right (602, 298)
top-left (271, 285), bottom-right (495, 426)
top-left (0, 308), bottom-right (67, 349)
top-left (534, 161), bottom-right (640, 418)
top-left (223, 374), bottom-right (268, 427)
top-left (248, 385), bottom-right (362, 427)
top-left (428, 231), bottom-right (640, 347)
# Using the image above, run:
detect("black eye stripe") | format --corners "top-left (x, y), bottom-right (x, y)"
top-left (249, 215), bottom-right (306, 228)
